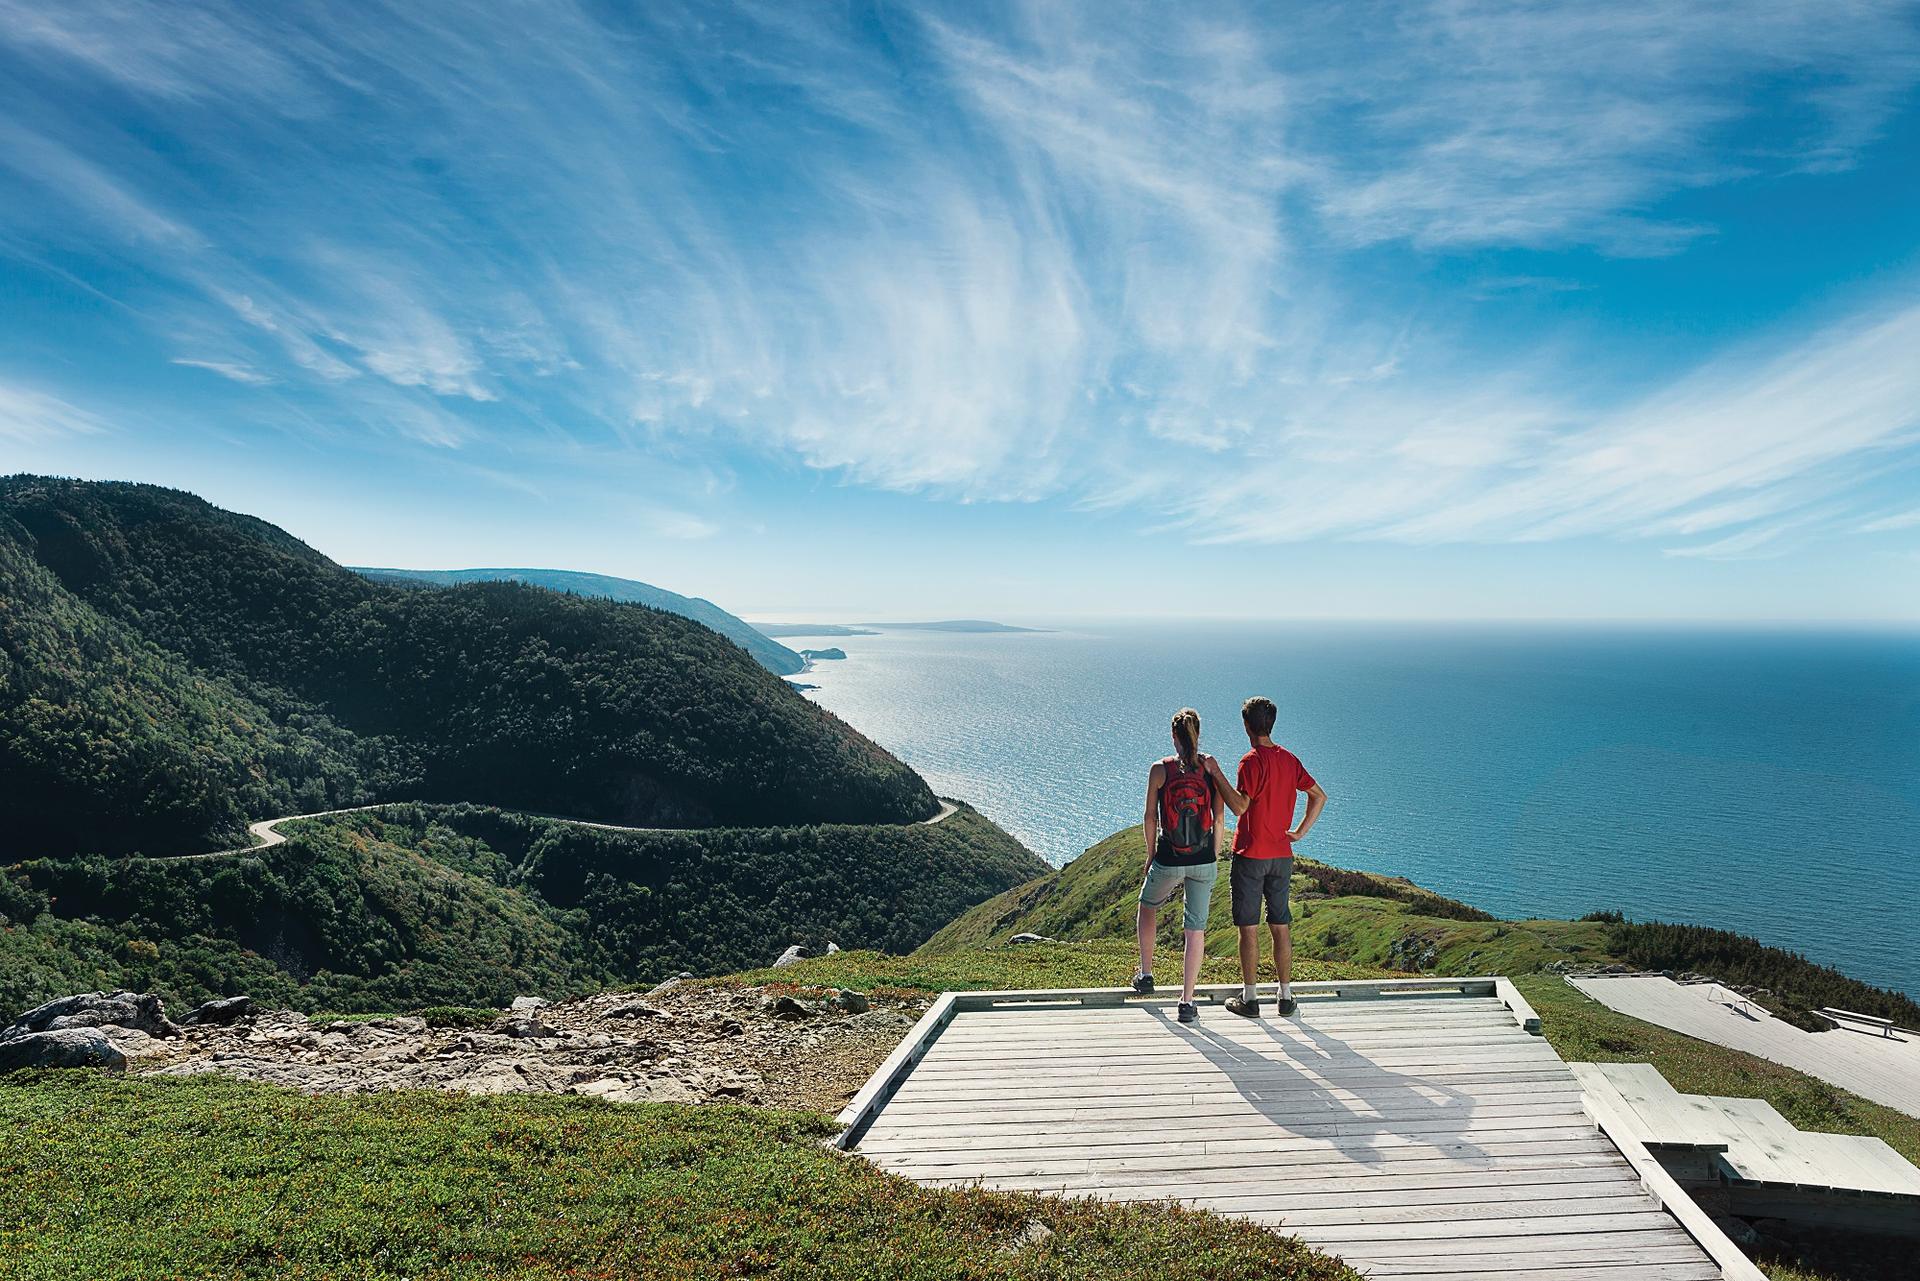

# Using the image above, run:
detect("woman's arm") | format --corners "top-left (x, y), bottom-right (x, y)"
top-left (1205, 754), bottom-right (1250, 816)
top-left (1143, 763), bottom-right (1164, 869)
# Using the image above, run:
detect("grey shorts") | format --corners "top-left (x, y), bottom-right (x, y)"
top-left (1138, 859), bottom-right (1219, 932)
top-left (1230, 855), bottom-right (1293, 927)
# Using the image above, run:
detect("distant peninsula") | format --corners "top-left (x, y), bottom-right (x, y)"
top-left (761, 620), bottom-right (1041, 636)
top-left (800, 647), bottom-right (847, 660)
top-left (354, 567), bottom-right (804, 676)
top-left (758, 624), bottom-right (880, 637)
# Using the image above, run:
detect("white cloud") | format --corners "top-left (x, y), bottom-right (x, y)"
top-left (0, 382), bottom-right (105, 442)
top-left (1859, 508), bottom-right (1920, 534)
top-left (172, 358), bottom-right (272, 385)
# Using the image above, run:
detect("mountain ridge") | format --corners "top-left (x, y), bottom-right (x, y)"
top-left (356, 566), bottom-right (804, 676)
top-left (0, 476), bottom-right (932, 856)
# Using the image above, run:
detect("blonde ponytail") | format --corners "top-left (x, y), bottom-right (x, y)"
top-left (1171, 707), bottom-right (1201, 770)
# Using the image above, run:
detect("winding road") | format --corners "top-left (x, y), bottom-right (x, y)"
top-left (152, 798), bottom-right (962, 862)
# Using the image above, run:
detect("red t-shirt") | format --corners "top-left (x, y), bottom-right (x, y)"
top-left (1232, 744), bottom-right (1316, 859)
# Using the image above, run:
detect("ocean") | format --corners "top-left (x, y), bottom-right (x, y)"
top-left (791, 623), bottom-right (1920, 998)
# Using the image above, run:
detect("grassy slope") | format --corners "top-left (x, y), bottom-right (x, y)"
top-left (0, 1072), bottom-right (1357, 1281)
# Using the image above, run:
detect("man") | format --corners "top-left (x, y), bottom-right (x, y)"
top-left (1220, 696), bottom-right (1327, 1018)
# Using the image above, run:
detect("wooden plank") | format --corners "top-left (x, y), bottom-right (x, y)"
top-left (1577, 1063), bottom-right (1732, 1149)
top-left (890, 1064), bottom-right (1579, 1105)
top-left (936, 1012), bottom-right (1522, 1046)
top-left (888, 1069), bottom-right (1582, 1105)
top-left (871, 1094), bottom-right (1590, 1133)
top-left (1369, 1265), bottom-right (1722, 1281)
top-left (865, 1124), bottom-right (1604, 1165)
top-left (1359, 1252), bottom-right (1720, 1281)
top-left (931, 1022), bottom-right (1532, 1054)
top-left (1250, 1191), bottom-right (1658, 1229)
top-left (862, 1104), bottom-right (1595, 1149)
top-left (1303, 1226), bottom-right (1694, 1261)
top-left (1713, 1097), bottom-right (1825, 1185)
top-left (904, 1047), bottom-right (1567, 1087)
top-left (914, 1149), bottom-right (1631, 1190)
top-left (918, 1157), bottom-right (1638, 1196)
top-left (873, 1090), bottom-right (1589, 1129)
top-left (949, 979), bottom-right (1499, 1011)
top-left (880, 1082), bottom-right (1587, 1120)
top-left (1263, 1208), bottom-right (1681, 1242)
top-left (872, 1135), bottom-right (1624, 1180)
top-left (1042, 1171), bottom-right (1643, 1210)
top-left (951, 998), bottom-right (1510, 1030)
top-left (1789, 1133), bottom-right (1920, 1195)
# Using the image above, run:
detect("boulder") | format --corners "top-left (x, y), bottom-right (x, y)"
top-left (182, 996), bottom-right (255, 1027)
top-left (831, 989), bottom-right (870, 1015)
top-left (763, 995), bottom-right (815, 1021)
top-left (0, 1028), bottom-right (128, 1072)
top-left (1008, 933), bottom-right (1057, 946)
top-left (645, 972), bottom-right (693, 998)
top-left (499, 1018), bottom-right (558, 1039)
top-left (771, 944), bottom-right (808, 969)
top-left (509, 996), bottom-right (548, 1014)
top-left (7, 990), bottom-right (181, 1039)
top-left (824, 942), bottom-right (841, 955)
top-left (606, 1002), bottom-right (671, 1021)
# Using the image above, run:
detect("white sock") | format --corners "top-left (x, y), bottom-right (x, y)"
top-left (1241, 983), bottom-right (1257, 1001)
top-left (1277, 982), bottom-right (1292, 999)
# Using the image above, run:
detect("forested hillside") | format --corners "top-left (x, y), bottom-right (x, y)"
top-left (357, 566), bottom-right (804, 676)
top-left (0, 802), bottom-right (1044, 1015)
top-left (0, 477), bottom-right (935, 856)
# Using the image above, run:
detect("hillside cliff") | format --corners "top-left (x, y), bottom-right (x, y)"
top-left (1, 477), bottom-right (934, 856)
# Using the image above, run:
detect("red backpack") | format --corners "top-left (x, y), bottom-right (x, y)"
top-left (1159, 756), bottom-right (1216, 858)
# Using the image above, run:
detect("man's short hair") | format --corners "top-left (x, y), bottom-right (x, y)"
top-left (1242, 696), bottom-right (1277, 737)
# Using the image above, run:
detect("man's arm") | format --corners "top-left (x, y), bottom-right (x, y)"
top-left (1205, 754), bottom-right (1250, 816)
top-left (1143, 763), bottom-right (1164, 869)
top-left (1290, 783), bottom-right (1328, 842)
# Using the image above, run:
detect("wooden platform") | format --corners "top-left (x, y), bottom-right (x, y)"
top-left (1571, 1061), bottom-right (1920, 1233)
top-left (840, 979), bottom-right (1762, 1279)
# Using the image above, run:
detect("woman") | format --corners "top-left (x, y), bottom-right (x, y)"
top-left (1133, 707), bottom-right (1244, 1023)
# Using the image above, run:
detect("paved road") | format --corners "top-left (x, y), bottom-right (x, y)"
top-left (152, 797), bottom-right (961, 863)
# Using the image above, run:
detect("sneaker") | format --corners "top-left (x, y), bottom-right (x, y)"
top-left (1177, 1001), bottom-right (1198, 1024)
top-left (1276, 996), bottom-right (1298, 1017)
top-left (1130, 972), bottom-right (1155, 995)
top-left (1224, 995), bottom-right (1261, 1019)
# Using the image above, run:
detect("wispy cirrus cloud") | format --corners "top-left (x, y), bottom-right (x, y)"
top-left (1, 0), bottom-right (1917, 564)
top-left (0, 381), bottom-right (106, 442)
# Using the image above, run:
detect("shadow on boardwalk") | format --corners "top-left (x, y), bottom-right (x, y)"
top-left (1146, 1005), bottom-right (1495, 1169)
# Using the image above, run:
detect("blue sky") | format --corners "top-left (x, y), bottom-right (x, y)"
top-left (3, 1), bottom-right (1918, 623)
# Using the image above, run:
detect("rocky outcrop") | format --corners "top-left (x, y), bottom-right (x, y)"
top-left (144, 983), bottom-right (923, 1113)
top-left (0, 1028), bottom-right (128, 1072)
top-left (182, 996), bottom-right (254, 1027)
top-left (5, 991), bottom-right (181, 1041)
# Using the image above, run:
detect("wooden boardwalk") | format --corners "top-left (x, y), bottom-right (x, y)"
top-left (1567, 975), bottom-right (1920, 1120)
top-left (840, 979), bottom-right (1761, 1280)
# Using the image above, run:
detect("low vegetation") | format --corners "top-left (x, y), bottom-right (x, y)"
top-left (0, 1071), bottom-right (1359, 1281)
top-left (725, 939), bottom-right (1395, 996)
top-left (933, 825), bottom-right (1918, 1029)
top-left (1, 802), bottom-right (1043, 1019)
